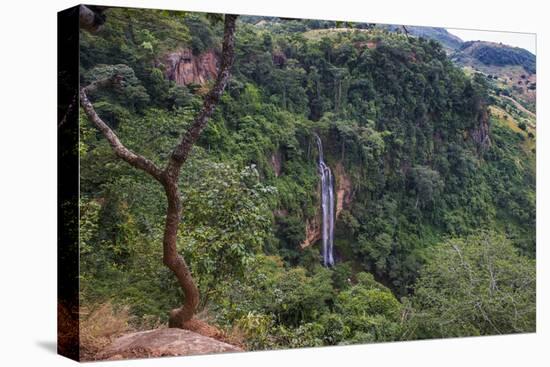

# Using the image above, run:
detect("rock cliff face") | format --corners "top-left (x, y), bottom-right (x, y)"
top-left (334, 163), bottom-right (352, 217)
top-left (270, 150), bottom-right (282, 177)
top-left (97, 328), bottom-right (242, 361)
top-left (471, 104), bottom-right (491, 151)
top-left (301, 163), bottom-right (352, 249)
top-left (301, 216), bottom-right (321, 249)
top-left (163, 49), bottom-right (219, 86)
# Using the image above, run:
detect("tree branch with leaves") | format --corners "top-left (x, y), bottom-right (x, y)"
top-left (79, 14), bottom-right (238, 327)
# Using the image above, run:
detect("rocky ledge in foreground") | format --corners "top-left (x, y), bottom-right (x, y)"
top-left (98, 328), bottom-right (243, 361)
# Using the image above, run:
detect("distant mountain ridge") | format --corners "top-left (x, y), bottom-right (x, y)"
top-left (381, 25), bottom-right (535, 74)
top-left (381, 27), bottom-right (536, 111)
top-left (244, 17), bottom-right (535, 73)
top-left (406, 26), bottom-right (464, 50)
top-left (222, 17), bottom-right (537, 112)
top-left (382, 25), bottom-right (464, 50)
top-left (453, 40), bottom-right (535, 74)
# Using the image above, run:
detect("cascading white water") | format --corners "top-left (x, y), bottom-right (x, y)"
top-left (314, 134), bottom-right (335, 267)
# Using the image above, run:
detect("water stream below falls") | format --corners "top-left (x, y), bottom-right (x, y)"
top-left (314, 134), bottom-right (335, 267)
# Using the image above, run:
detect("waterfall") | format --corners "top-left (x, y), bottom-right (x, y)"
top-left (314, 134), bottom-right (335, 267)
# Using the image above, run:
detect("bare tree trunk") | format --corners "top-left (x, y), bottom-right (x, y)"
top-left (162, 14), bottom-right (237, 327)
top-left (162, 179), bottom-right (199, 327)
top-left (79, 14), bottom-right (238, 328)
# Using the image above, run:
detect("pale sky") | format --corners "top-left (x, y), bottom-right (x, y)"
top-left (447, 28), bottom-right (536, 55)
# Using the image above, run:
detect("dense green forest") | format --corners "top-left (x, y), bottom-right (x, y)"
top-left (77, 8), bottom-right (535, 354)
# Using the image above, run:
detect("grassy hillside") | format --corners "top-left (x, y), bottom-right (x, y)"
top-left (455, 40), bottom-right (535, 73)
top-left (452, 41), bottom-right (536, 112)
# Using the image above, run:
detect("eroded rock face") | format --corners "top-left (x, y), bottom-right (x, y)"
top-left (163, 49), bottom-right (219, 86)
top-left (471, 105), bottom-right (491, 151)
top-left (97, 328), bottom-right (242, 361)
top-left (334, 162), bottom-right (352, 217)
top-left (301, 216), bottom-right (322, 249)
top-left (270, 150), bottom-right (282, 177)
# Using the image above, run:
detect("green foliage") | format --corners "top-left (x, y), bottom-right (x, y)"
top-left (78, 10), bottom-right (535, 350)
top-left (409, 165), bottom-right (444, 209)
top-left (409, 231), bottom-right (536, 338)
top-left (85, 64), bottom-right (150, 112)
top-left (334, 284), bottom-right (404, 342)
top-left (179, 162), bottom-right (276, 296)
top-left (183, 13), bottom-right (219, 54)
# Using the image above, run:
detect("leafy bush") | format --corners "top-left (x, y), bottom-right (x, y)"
top-left (410, 231), bottom-right (536, 338)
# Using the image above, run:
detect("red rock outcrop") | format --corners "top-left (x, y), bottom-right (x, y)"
top-left (97, 328), bottom-right (242, 361)
top-left (272, 50), bottom-right (287, 67)
top-left (163, 49), bottom-right (219, 86)
top-left (471, 104), bottom-right (491, 150)
top-left (270, 150), bottom-right (282, 177)
top-left (301, 215), bottom-right (322, 249)
top-left (334, 162), bottom-right (352, 217)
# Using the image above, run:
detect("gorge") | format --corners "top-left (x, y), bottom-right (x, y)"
top-left (75, 8), bottom-right (536, 355)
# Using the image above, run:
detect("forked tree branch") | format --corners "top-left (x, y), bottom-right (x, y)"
top-left (79, 86), bottom-right (164, 182)
top-left (79, 14), bottom-right (239, 326)
top-left (81, 14), bottom-right (238, 185)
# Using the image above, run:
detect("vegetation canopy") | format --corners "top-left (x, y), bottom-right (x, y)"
top-left (76, 7), bottom-right (536, 357)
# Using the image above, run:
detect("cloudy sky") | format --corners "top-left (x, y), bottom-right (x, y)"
top-left (447, 28), bottom-right (536, 54)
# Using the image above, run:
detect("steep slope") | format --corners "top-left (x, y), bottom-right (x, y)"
top-left (377, 29), bottom-right (536, 114)
top-left (78, 8), bottom-right (536, 353)
top-left (453, 40), bottom-right (535, 73)
top-left (382, 25), bottom-right (464, 51)
top-left (452, 41), bottom-right (536, 113)
top-left (162, 49), bottom-right (219, 86)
